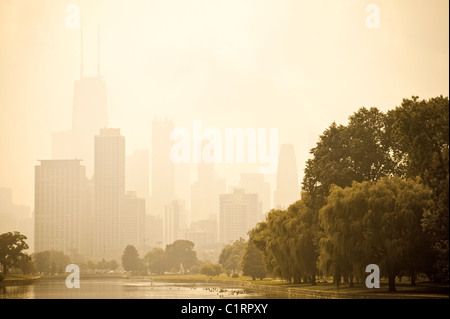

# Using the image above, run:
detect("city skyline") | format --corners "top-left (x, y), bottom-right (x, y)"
top-left (0, 1), bottom-right (448, 303)
top-left (1, 0), bottom-right (448, 208)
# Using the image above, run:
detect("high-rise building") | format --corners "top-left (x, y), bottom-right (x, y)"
top-left (94, 128), bottom-right (125, 259)
top-left (121, 191), bottom-right (145, 255)
top-left (191, 163), bottom-right (226, 223)
top-left (145, 214), bottom-right (164, 250)
top-left (164, 199), bottom-right (187, 246)
top-left (180, 219), bottom-right (218, 248)
top-left (126, 149), bottom-right (149, 199)
top-left (238, 173), bottom-right (271, 218)
top-left (274, 144), bottom-right (299, 210)
top-left (151, 117), bottom-right (175, 216)
top-left (52, 29), bottom-right (108, 178)
top-left (34, 160), bottom-right (89, 255)
top-left (0, 187), bottom-right (33, 250)
top-left (219, 188), bottom-right (259, 244)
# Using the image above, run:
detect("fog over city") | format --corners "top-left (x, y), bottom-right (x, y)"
top-left (0, 0), bottom-right (448, 303)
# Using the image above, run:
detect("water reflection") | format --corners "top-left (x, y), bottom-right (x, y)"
top-left (1, 279), bottom-right (289, 299)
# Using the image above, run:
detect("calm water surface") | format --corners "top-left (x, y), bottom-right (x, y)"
top-left (1, 278), bottom-right (290, 299)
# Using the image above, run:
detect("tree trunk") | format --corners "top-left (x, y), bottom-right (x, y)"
top-left (411, 272), bottom-right (416, 286)
top-left (388, 274), bottom-right (397, 292)
top-left (311, 270), bottom-right (317, 286)
top-left (349, 276), bottom-right (354, 287)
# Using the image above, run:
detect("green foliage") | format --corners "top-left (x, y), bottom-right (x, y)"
top-left (388, 96), bottom-right (449, 282)
top-left (218, 238), bottom-right (246, 275)
top-left (248, 202), bottom-right (319, 284)
top-left (121, 245), bottom-right (142, 273)
top-left (165, 240), bottom-right (198, 273)
top-left (247, 95), bottom-right (449, 289)
top-left (302, 107), bottom-right (396, 211)
top-left (319, 177), bottom-right (433, 291)
top-left (32, 250), bottom-right (71, 274)
top-left (91, 259), bottom-right (118, 271)
top-left (145, 248), bottom-right (167, 275)
top-left (0, 232), bottom-right (30, 275)
top-left (242, 241), bottom-right (266, 280)
top-left (200, 264), bottom-right (224, 277)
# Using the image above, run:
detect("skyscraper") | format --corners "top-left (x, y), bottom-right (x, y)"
top-left (0, 188), bottom-right (32, 251)
top-left (121, 191), bottom-right (145, 255)
top-left (94, 128), bottom-right (125, 259)
top-left (219, 188), bottom-right (258, 244)
top-left (238, 173), bottom-right (271, 218)
top-left (164, 199), bottom-right (187, 246)
top-left (191, 162), bottom-right (226, 223)
top-left (126, 149), bottom-right (149, 199)
top-left (52, 28), bottom-right (108, 178)
top-left (274, 144), bottom-right (300, 210)
top-left (34, 160), bottom-right (89, 255)
top-left (151, 117), bottom-right (175, 216)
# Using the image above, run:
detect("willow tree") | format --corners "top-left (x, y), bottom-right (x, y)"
top-left (319, 182), bottom-right (370, 287)
top-left (364, 177), bottom-right (433, 291)
top-left (285, 200), bottom-right (319, 284)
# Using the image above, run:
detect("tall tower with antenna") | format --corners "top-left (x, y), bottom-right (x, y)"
top-left (52, 23), bottom-right (108, 178)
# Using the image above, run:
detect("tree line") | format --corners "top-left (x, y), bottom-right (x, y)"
top-left (249, 96), bottom-right (449, 291)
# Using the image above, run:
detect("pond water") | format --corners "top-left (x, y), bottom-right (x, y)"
top-left (1, 278), bottom-right (290, 299)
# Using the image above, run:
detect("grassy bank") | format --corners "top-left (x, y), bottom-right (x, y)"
top-left (144, 274), bottom-right (449, 299)
top-left (2, 274), bottom-right (40, 286)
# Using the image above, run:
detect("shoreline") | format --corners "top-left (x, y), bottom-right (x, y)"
top-left (146, 276), bottom-right (449, 299)
top-left (3, 274), bottom-right (448, 299)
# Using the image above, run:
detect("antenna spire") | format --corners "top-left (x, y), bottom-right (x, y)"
top-left (80, 20), bottom-right (84, 79)
top-left (97, 24), bottom-right (102, 78)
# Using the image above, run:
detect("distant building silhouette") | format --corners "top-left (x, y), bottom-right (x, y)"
top-left (191, 162), bottom-right (226, 223)
top-left (164, 199), bottom-right (187, 246)
top-left (94, 128), bottom-right (125, 259)
top-left (0, 188), bottom-right (33, 250)
top-left (52, 28), bottom-right (108, 178)
top-left (180, 219), bottom-right (218, 248)
top-left (145, 214), bottom-right (164, 249)
top-left (219, 188), bottom-right (258, 244)
top-left (34, 160), bottom-right (89, 255)
top-left (121, 191), bottom-right (145, 255)
top-left (151, 118), bottom-right (175, 216)
top-left (238, 173), bottom-right (271, 219)
top-left (274, 144), bottom-right (299, 210)
top-left (126, 149), bottom-right (149, 199)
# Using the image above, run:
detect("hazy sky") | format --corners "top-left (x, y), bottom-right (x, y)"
top-left (0, 0), bottom-right (448, 207)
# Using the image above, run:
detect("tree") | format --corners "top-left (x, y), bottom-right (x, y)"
top-left (0, 232), bottom-right (30, 276)
top-left (388, 95), bottom-right (449, 282)
top-left (32, 250), bottom-right (71, 274)
top-left (200, 264), bottom-right (224, 278)
top-left (145, 248), bottom-right (167, 275)
top-left (249, 220), bottom-right (279, 277)
top-left (319, 182), bottom-right (373, 287)
top-left (320, 177), bottom-right (433, 291)
top-left (303, 107), bottom-right (396, 212)
top-left (364, 177), bottom-right (433, 291)
top-left (121, 245), bottom-right (141, 273)
top-left (218, 238), bottom-right (246, 275)
top-left (242, 241), bottom-right (266, 280)
top-left (18, 258), bottom-right (36, 275)
top-left (165, 240), bottom-right (198, 273)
